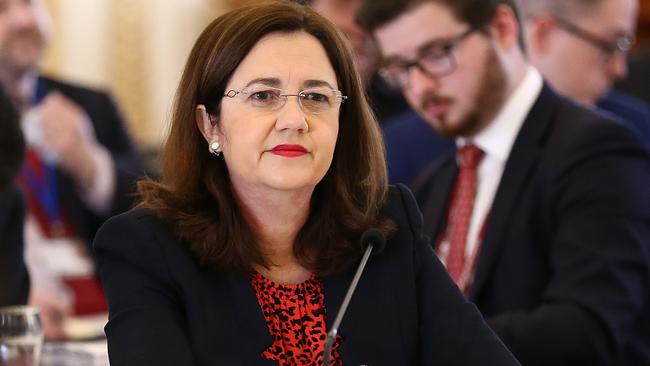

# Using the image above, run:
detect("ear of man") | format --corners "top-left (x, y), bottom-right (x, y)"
top-left (525, 14), bottom-right (556, 55)
top-left (487, 4), bottom-right (523, 51)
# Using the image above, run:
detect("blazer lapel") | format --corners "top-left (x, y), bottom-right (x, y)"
top-left (419, 157), bottom-right (458, 239)
top-left (468, 85), bottom-right (558, 301)
top-left (322, 262), bottom-right (378, 364)
top-left (322, 268), bottom-right (354, 333)
top-left (225, 274), bottom-right (275, 365)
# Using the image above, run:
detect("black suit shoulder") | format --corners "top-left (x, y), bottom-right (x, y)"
top-left (543, 96), bottom-right (647, 157)
top-left (94, 207), bottom-right (183, 273)
top-left (39, 76), bottom-right (114, 103)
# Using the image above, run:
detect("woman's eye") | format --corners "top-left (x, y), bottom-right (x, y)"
top-left (304, 92), bottom-right (329, 103)
top-left (250, 91), bottom-right (276, 101)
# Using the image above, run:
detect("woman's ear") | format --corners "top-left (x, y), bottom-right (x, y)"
top-left (195, 104), bottom-right (218, 142)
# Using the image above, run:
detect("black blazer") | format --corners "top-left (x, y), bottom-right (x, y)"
top-left (413, 86), bottom-right (650, 366)
top-left (94, 185), bottom-right (520, 366)
top-left (0, 185), bottom-right (29, 306)
top-left (37, 76), bottom-right (146, 248)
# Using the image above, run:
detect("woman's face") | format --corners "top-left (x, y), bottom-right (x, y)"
top-left (201, 31), bottom-right (341, 198)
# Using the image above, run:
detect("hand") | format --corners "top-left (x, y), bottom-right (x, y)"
top-left (29, 291), bottom-right (71, 341)
top-left (37, 92), bottom-right (100, 188)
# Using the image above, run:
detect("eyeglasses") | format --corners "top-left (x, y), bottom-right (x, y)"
top-left (552, 17), bottom-right (634, 60)
top-left (222, 86), bottom-right (348, 115)
top-left (379, 27), bottom-right (478, 88)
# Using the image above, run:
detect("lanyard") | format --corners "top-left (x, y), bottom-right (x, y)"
top-left (20, 155), bottom-right (64, 235)
top-left (19, 79), bottom-right (66, 236)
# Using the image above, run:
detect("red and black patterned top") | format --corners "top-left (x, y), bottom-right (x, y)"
top-left (251, 272), bottom-right (342, 366)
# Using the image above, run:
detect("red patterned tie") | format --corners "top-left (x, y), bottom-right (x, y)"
top-left (445, 144), bottom-right (484, 285)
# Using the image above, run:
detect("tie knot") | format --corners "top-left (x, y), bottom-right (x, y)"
top-left (458, 144), bottom-right (484, 169)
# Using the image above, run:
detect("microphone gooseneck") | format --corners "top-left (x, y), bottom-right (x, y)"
top-left (322, 228), bottom-right (386, 366)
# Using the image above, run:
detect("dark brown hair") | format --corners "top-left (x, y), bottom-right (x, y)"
top-left (357, 0), bottom-right (527, 51)
top-left (138, 0), bottom-right (392, 275)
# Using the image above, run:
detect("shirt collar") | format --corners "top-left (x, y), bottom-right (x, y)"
top-left (14, 72), bottom-right (38, 106)
top-left (457, 66), bottom-right (543, 163)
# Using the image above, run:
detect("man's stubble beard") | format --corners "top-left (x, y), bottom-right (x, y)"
top-left (437, 47), bottom-right (508, 138)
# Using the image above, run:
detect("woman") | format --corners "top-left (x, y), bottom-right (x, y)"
top-left (93, 1), bottom-right (519, 365)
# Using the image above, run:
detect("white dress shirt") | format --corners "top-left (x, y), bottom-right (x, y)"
top-left (439, 67), bottom-right (543, 267)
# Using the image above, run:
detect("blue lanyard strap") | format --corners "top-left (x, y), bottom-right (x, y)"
top-left (21, 159), bottom-right (63, 230)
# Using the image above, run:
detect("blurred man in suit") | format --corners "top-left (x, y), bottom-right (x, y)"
top-left (0, 0), bottom-right (145, 339)
top-left (309, 0), bottom-right (454, 186)
top-left (358, 0), bottom-right (650, 364)
top-left (0, 85), bottom-right (29, 307)
top-left (309, 0), bottom-right (411, 122)
top-left (522, 0), bottom-right (650, 147)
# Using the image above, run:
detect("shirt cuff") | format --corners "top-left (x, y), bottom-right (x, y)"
top-left (77, 146), bottom-right (116, 215)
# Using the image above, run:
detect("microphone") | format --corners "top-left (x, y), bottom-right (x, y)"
top-left (322, 228), bottom-right (386, 366)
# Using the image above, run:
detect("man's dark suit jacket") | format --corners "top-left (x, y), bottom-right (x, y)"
top-left (382, 110), bottom-right (454, 186)
top-left (382, 90), bottom-right (650, 187)
top-left (93, 185), bottom-right (520, 366)
top-left (36, 76), bottom-right (146, 249)
top-left (0, 185), bottom-right (29, 306)
top-left (597, 90), bottom-right (650, 149)
top-left (413, 86), bottom-right (650, 366)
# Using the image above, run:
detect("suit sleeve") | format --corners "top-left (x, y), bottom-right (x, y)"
top-left (487, 123), bottom-right (650, 365)
top-left (394, 185), bottom-right (520, 365)
top-left (0, 186), bottom-right (30, 306)
top-left (94, 212), bottom-right (195, 366)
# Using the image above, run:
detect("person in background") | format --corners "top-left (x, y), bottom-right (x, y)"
top-left (522, 0), bottom-right (650, 147)
top-left (0, 0), bottom-right (146, 339)
top-left (616, 44), bottom-right (650, 106)
top-left (0, 85), bottom-right (29, 307)
top-left (381, 109), bottom-right (454, 185)
top-left (309, 0), bottom-right (454, 186)
top-left (308, 0), bottom-right (411, 122)
top-left (93, 2), bottom-right (519, 365)
top-left (358, 0), bottom-right (650, 364)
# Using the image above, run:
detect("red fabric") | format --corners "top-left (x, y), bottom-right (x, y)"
top-left (444, 145), bottom-right (484, 287)
top-left (62, 276), bottom-right (108, 315)
top-left (251, 272), bottom-right (342, 366)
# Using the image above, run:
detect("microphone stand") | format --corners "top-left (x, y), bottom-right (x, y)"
top-left (322, 241), bottom-right (376, 366)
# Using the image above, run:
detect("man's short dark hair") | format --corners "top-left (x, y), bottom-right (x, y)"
top-left (0, 86), bottom-right (25, 190)
top-left (357, 0), bottom-right (526, 50)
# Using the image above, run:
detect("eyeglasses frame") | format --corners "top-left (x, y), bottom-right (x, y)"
top-left (379, 27), bottom-right (479, 88)
top-left (222, 86), bottom-right (348, 115)
top-left (552, 16), bottom-right (634, 60)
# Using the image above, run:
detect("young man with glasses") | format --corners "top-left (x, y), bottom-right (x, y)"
top-left (358, 0), bottom-right (650, 365)
top-left (522, 0), bottom-right (650, 147)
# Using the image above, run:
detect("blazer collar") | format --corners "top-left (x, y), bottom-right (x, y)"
top-left (225, 274), bottom-right (276, 365)
top-left (419, 157), bottom-right (459, 244)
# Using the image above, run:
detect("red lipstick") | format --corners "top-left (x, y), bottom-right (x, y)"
top-left (270, 144), bottom-right (308, 157)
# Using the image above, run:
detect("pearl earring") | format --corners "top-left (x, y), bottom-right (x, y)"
top-left (209, 140), bottom-right (221, 156)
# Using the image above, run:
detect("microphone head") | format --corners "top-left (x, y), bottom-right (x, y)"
top-left (360, 228), bottom-right (387, 254)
